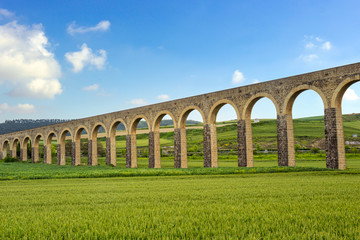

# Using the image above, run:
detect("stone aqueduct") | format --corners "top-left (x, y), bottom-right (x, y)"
top-left (1, 63), bottom-right (360, 170)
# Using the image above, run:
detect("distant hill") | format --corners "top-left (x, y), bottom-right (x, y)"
top-left (0, 119), bottom-right (201, 135)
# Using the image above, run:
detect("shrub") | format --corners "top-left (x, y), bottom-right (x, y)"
top-left (4, 155), bottom-right (19, 162)
top-left (294, 144), bottom-right (301, 151)
top-left (310, 148), bottom-right (320, 154)
top-left (351, 147), bottom-right (358, 153)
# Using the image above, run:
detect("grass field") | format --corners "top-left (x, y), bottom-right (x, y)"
top-left (0, 172), bottom-right (359, 239)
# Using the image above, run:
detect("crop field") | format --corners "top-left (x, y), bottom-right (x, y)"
top-left (0, 172), bottom-right (359, 239)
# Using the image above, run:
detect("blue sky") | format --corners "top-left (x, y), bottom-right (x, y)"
top-left (0, 0), bottom-right (360, 122)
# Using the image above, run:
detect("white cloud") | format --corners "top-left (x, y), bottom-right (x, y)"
top-left (157, 94), bottom-right (170, 100)
top-left (232, 70), bottom-right (245, 84)
top-left (0, 21), bottom-right (62, 99)
top-left (0, 103), bottom-right (35, 114)
top-left (67, 20), bottom-right (110, 35)
top-left (253, 79), bottom-right (260, 84)
top-left (129, 98), bottom-right (147, 106)
top-left (83, 84), bottom-right (99, 91)
top-left (322, 41), bottom-right (332, 51)
top-left (299, 54), bottom-right (318, 63)
top-left (343, 88), bottom-right (359, 101)
top-left (65, 43), bottom-right (107, 72)
top-left (0, 9), bottom-right (14, 19)
top-left (305, 42), bottom-right (315, 49)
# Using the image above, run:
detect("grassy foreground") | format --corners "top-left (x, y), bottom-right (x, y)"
top-left (0, 172), bottom-right (359, 239)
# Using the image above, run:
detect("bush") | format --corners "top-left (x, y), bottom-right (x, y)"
top-left (310, 148), bottom-right (320, 154)
top-left (351, 147), bottom-right (358, 153)
top-left (4, 155), bottom-right (19, 162)
top-left (294, 144), bottom-right (301, 151)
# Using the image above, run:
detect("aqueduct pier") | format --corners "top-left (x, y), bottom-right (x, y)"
top-left (2, 62), bottom-right (360, 169)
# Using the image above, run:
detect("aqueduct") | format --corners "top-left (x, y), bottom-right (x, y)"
top-left (1, 62), bottom-right (360, 169)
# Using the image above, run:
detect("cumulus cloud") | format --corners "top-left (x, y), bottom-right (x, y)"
top-left (83, 84), bottom-right (99, 91)
top-left (129, 98), bottom-right (147, 106)
top-left (0, 21), bottom-right (62, 99)
top-left (232, 70), bottom-right (245, 84)
top-left (67, 20), bottom-right (110, 35)
top-left (299, 54), bottom-right (319, 63)
top-left (343, 88), bottom-right (359, 101)
top-left (157, 94), bottom-right (170, 100)
top-left (0, 103), bottom-right (35, 114)
top-left (0, 9), bottom-right (14, 19)
top-left (65, 43), bottom-right (107, 72)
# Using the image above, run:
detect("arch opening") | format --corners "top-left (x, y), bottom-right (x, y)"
top-left (109, 120), bottom-right (127, 167)
top-left (287, 89), bottom-right (326, 168)
top-left (1, 140), bottom-right (10, 159)
top-left (245, 97), bottom-right (278, 167)
top-left (22, 137), bottom-right (32, 162)
top-left (153, 113), bottom-right (175, 168)
top-left (33, 135), bottom-right (44, 163)
top-left (338, 81), bottom-right (360, 169)
top-left (60, 130), bottom-right (72, 165)
top-left (91, 124), bottom-right (107, 166)
top-left (130, 118), bottom-right (149, 168)
top-left (179, 109), bottom-right (204, 168)
top-left (46, 132), bottom-right (58, 164)
top-left (211, 103), bottom-right (238, 167)
top-left (74, 127), bottom-right (89, 166)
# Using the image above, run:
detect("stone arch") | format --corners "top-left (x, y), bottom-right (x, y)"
top-left (33, 134), bottom-right (44, 163)
top-left (283, 85), bottom-right (328, 115)
top-left (242, 93), bottom-right (280, 120)
top-left (128, 115), bottom-right (151, 168)
top-left (331, 76), bottom-right (360, 108)
top-left (59, 128), bottom-right (73, 165)
top-left (130, 115), bottom-right (151, 134)
top-left (22, 135), bottom-right (32, 161)
top-left (45, 131), bottom-right (58, 164)
top-left (178, 106), bottom-right (206, 128)
top-left (1, 139), bottom-right (10, 159)
top-left (152, 111), bottom-right (177, 130)
top-left (110, 118), bottom-right (128, 137)
top-left (208, 99), bottom-right (240, 124)
top-left (280, 85), bottom-right (327, 168)
top-left (74, 125), bottom-right (90, 166)
top-left (89, 122), bottom-right (107, 166)
top-left (151, 110), bottom-right (177, 168)
top-left (108, 118), bottom-right (128, 166)
top-left (11, 138), bottom-right (21, 158)
top-left (241, 93), bottom-right (279, 168)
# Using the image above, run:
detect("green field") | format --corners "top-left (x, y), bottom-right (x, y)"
top-left (0, 114), bottom-right (359, 238)
top-left (0, 172), bottom-right (359, 239)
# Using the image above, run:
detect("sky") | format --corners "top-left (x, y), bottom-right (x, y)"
top-left (0, 0), bottom-right (360, 123)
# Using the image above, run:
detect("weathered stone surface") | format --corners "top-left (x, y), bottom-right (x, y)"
top-left (277, 115), bottom-right (289, 166)
top-left (106, 137), bottom-right (111, 165)
top-left (203, 124), bottom-right (211, 167)
top-left (174, 128), bottom-right (181, 168)
top-left (71, 142), bottom-right (76, 166)
top-left (148, 132), bottom-right (155, 168)
top-left (237, 120), bottom-right (247, 167)
top-left (126, 134), bottom-right (131, 168)
top-left (88, 140), bottom-right (93, 166)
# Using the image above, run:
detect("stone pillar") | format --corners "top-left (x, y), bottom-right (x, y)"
top-left (108, 137), bottom-right (117, 166)
top-left (203, 124), bottom-right (218, 168)
top-left (148, 132), bottom-right (155, 168)
top-left (44, 145), bottom-right (52, 164)
top-left (126, 133), bottom-right (137, 168)
top-left (32, 147), bottom-right (38, 163)
top-left (106, 137), bottom-right (115, 165)
top-left (324, 108), bottom-right (346, 169)
top-left (149, 131), bottom-right (161, 168)
top-left (244, 118), bottom-right (254, 167)
top-left (126, 134), bottom-right (132, 168)
top-left (10, 147), bottom-right (16, 158)
top-left (237, 120), bottom-right (247, 167)
top-left (277, 114), bottom-right (296, 167)
top-left (21, 145), bottom-right (27, 161)
top-left (174, 128), bottom-right (182, 168)
top-left (88, 139), bottom-right (98, 166)
top-left (57, 144), bottom-right (65, 165)
top-left (72, 141), bottom-right (79, 166)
